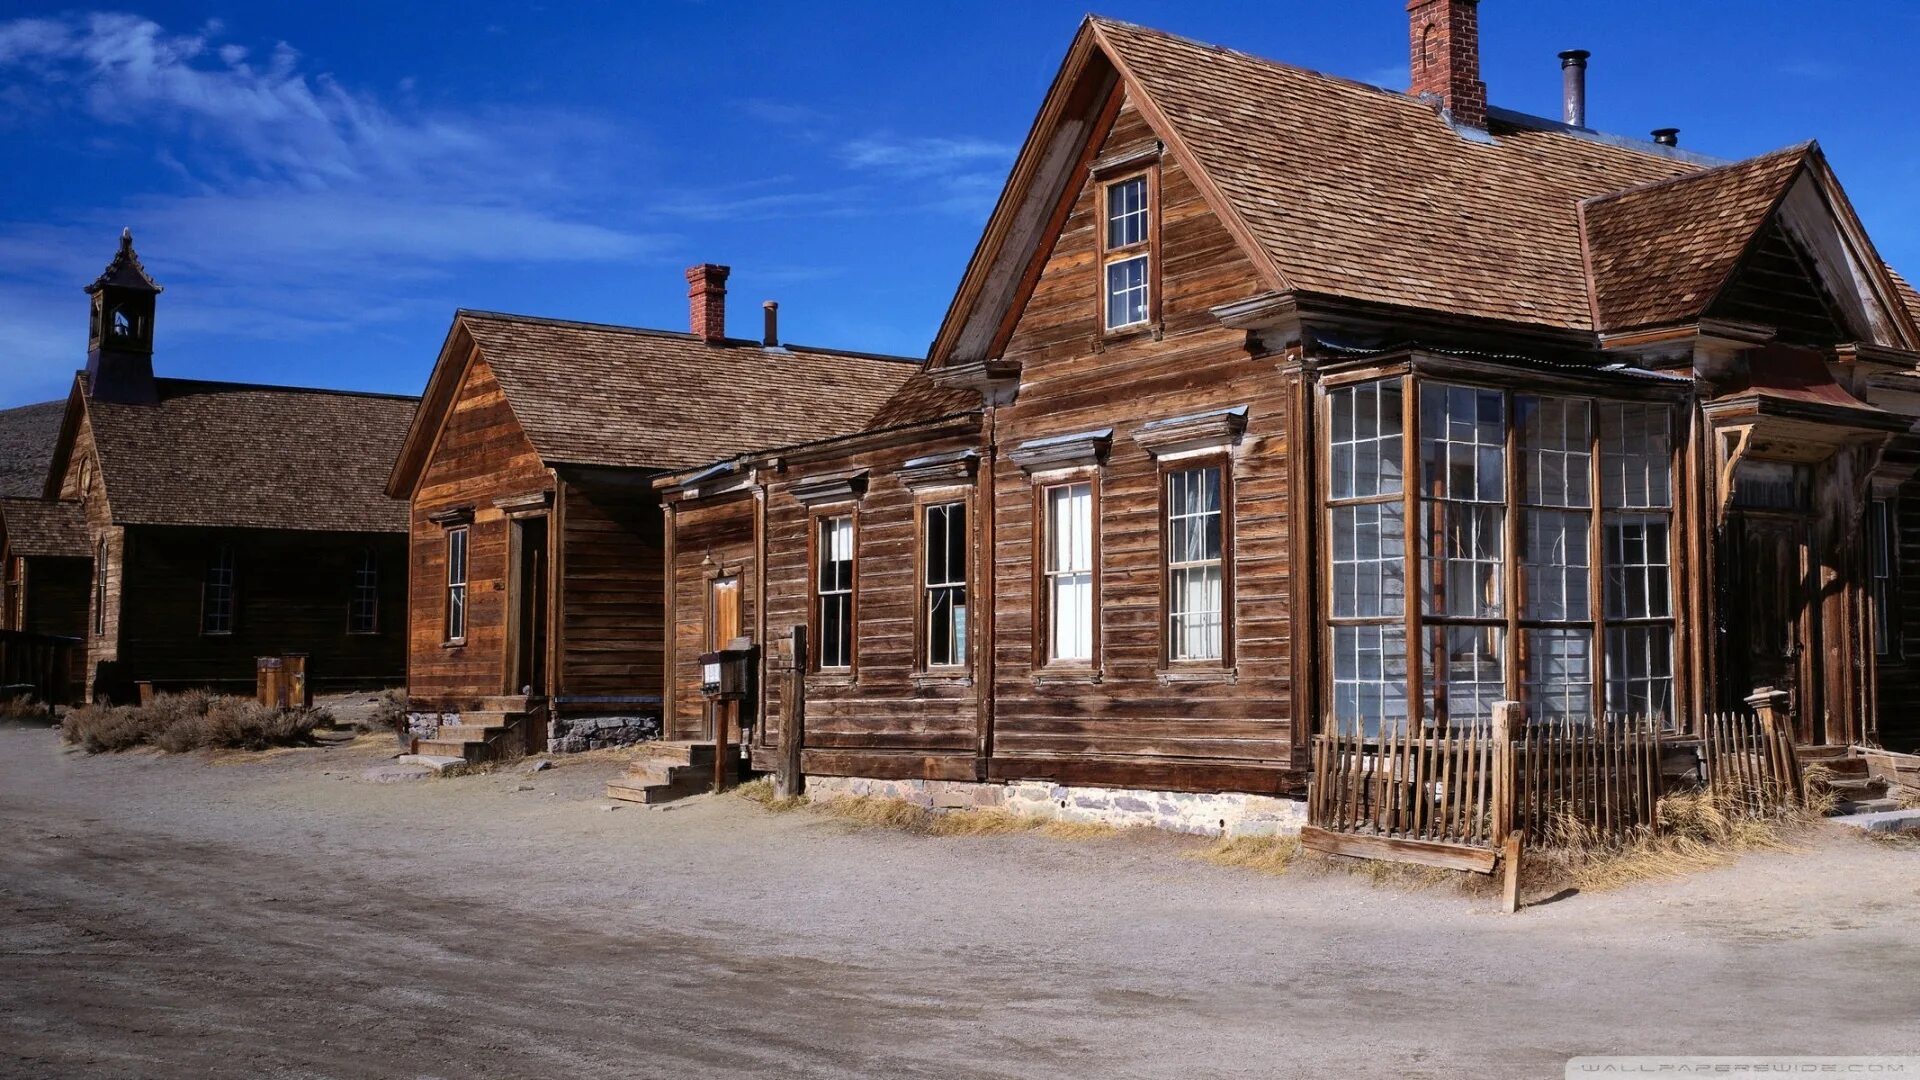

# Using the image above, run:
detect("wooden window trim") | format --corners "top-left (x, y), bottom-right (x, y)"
top-left (348, 547), bottom-right (381, 636)
top-left (201, 544), bottom-right (237, 638)
top-left (93, 538), bottom-right (108, 637)
top-left (1033, 469), bottom-right (1103, 679)
top-left (807, 505), bottom-right (860, 681)
top-left (1097, 168), bottom-right (1161, 340)
top-left (913, 491), bottom-right (974, 679)
top-left (443, 525), bottom-right (469, 647)
top-left (1158, 453), bottom-right (1235, 676)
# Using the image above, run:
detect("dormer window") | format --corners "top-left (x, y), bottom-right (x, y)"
top-left (1102, 174), bottom-right (1153, 332)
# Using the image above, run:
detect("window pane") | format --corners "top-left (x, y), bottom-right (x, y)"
top-left (1422, 501), bottom-right (1503, 618)
top-left (1421, 384), bottom-right (1505, 619)
top-left (1423, 624), bottom-right (1505, 727)
top-left (1328, 380), bottom-right (1403, 499)
top-left (1600, 403), bottom-right (1671, 509)
top-left (1331, 503), bottom-right (1406, 619)
top-left (1106, 176), bottom-right (1148, 249)
top-left (1605, 625), bottom-right (1673, 720)
top-left (1871, 498), bottom-right (1895, 656)
top-left (1523, 509), bottom-right (1590, 621)
top-left (1603, 514), bottom-right (1670, 620)
top-left (1105, 255), bottom-right (1150, 329)
top-left (1051, 572), bottom-right (1093, 661)
top-left (1047, 484), bottom-right (1095, 661)
top-left (1524, 628), bottom-right (1592, 721)
top-left (1518, 395), bottom-right (1591, 508)
top-left (1331, 625), bottom-right (1408, 737)
top-left (1166, 466), bottom-right (1225, 661)
top-left (818, 516), bottom-right (855, 668)
top-left (925, 503), bottom-right (967, 667)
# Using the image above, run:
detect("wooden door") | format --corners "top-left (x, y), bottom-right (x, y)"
top-left (1726, 514), bottom-right (1811, 740)
top-left (708, 577), bottom-right (741, 742)
top-left (511, 517), bottom-right (550, 697)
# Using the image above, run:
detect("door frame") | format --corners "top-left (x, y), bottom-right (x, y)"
top-left (1723, 507), bottom-right (1818, 741)
top-left (504, 512), bottom-right (552, 698)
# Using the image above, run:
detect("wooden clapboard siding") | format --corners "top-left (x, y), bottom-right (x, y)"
top-left (407, 353), bottom-right (553, 708)
top-left (556, 472), bottom-right (663, 708)
top-left (21, 556), bottom-right (89, 639)
top-left (757, 429), bottom-right (988, 778)
top-left (104, 526), bottom-right (406, 696)
top-left (987, 93), bottom-right (1294, 791)
top-left (667, 494), bottom-right (758, 740)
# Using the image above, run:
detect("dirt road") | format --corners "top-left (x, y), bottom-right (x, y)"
top-left (1, 723), bottom-right (1915, 1079)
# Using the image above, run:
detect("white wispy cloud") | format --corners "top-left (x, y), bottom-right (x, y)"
top-left (841, 135), bottom-right (1013, 179)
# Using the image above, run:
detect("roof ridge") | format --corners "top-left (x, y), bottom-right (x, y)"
top-left (1582, 141), bottom-right (1815, 209)
top-left (459, 308), bottom-right (920, 364)
top-left (146, 376), bottom-right (420, 403)
top-left (1088, 15), bottom-right (1429, 109)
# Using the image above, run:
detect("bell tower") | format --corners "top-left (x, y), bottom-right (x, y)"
top-left (85, 228), bottom-right (162, 405)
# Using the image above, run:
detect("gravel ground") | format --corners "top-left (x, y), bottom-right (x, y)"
top-left (1, 721), bottom-right (1916, 1080)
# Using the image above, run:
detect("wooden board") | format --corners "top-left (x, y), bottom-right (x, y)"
top-left (1299, 826), bottom-right (1499, 875)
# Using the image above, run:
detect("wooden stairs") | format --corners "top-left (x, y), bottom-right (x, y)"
top-left (1800, 744), bottom-right (1912, 814)
top-left (412, 696), bottom-right (536, 765)
top-left (605, 742), bottom-right (733, 805)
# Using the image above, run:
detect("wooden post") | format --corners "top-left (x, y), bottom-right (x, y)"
top-left (1492, 700), bottom-right (1523, 913)
top-left (776, 624), bottom-right (807, 799)
top-left (1743, 686), bottom-right (1796, 805)
top-left (1491, 700), bottom-right (1521, 845)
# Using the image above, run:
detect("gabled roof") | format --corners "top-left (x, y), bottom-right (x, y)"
top-left (49, 377), bottom-right (417, 533)
top-left (0, 400), bottom-right (66, 498)
top-left (1582, 145), bottom-right (1813, 334)
top-left (388, 311), bottom-right (919, 495)
top-left (0, 498), bottom-right (87, 558)
top-left (1896, 271), bottom-right (1920, 330)
top-left (934, 16), bottom-right (1920, 359)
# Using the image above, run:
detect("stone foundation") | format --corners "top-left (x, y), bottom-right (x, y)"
top-left (405, 711), bottom-right (454, 742)
top-left (804, 775), bottom-right (1306, 838)
top-left (546, 713), bottom-right (660, 754)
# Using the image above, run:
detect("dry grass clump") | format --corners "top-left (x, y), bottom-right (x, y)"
top-left (0, 695), bottom-right (53, 723)
top-left (62, 691), bottom-right (327, 754)
top-left (1195, 833), bottom-right (1302, 875)
top-left (736, 786), bottom-right (1123, 839)
top-left (1523, 787), bottom-right (1812, 893)
top-left (351, 687), bottom-right (407, 735)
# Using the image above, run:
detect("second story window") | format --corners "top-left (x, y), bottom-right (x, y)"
top-left (445, 527), bottom-right (468, 643)
top-left (816, 515), bottom-right (855, 670)
top-left (923, 502), bottom-right (968, 668)
top-left (203, 545), bottom-right (236, 636)
top-left (1103, 174), bottom-right (1151, 331)
top-left (350, 548), bottom-right (380, 635)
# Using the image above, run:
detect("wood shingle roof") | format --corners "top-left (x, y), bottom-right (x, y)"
top-left (74, 377), bottom-right (417, 533)
top-left (453, 311), bottom-right (919, 472)
top-left (0, 401), bottom-right (65, 499)
top-left (1580, 145), bottom-right (1814, 334)
top-left (0, 497), bottom-right (87, 558)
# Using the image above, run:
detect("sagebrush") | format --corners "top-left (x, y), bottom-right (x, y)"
top-left (0, 695), bottom-right (53, 723)
top-left (62, 691), bottom-right (328, 754)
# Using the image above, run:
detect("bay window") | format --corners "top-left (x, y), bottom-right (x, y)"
top-left (1325, 373), bottom-right (1678, 731)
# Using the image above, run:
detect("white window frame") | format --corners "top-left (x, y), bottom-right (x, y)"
top-left (922, 502), bottom-right (967, 669)
top-left (445, 527), bottom-right (469, 644)
top-left (1165, 463), bottom-right (1226, 663)
top-left (1101, 174), bottom-right (1152, 332)
top-left (1043, 481), bottom-right (1095, 664)
top-left (815, 514), bottom-right (855, 671)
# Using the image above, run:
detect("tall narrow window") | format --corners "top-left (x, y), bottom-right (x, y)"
top-left (1327, 379), bottom-right (1407, 734)
top-left (202, 546), bottom-right (236, 635)
top-left (1518, 395), bottom-right (1594, 722)
top-left (445, 527), bottom-right (468, 643)
top-left (94, 539), bottom-right (107, 636)
top-left (4, 557), bottom-right (19, 631)
top-left (816, 515), bottom-right (855, 670)
top-left (350, 548), bottom-right (380, 635)
top-left (1601, 403), bottom-right (1674, 719)
top-left (1420, 384), bottom-right (1507, 725)
top-left (1870, 497), bottom-right (1895, 657)
top-left (1044, 482), bottom-right (1095, 662)
top-left (1166, 465), bottom-right (1225, 662)
top-left (923, 503), bottom-right (967, 668)
top-left (1103, 175), bottom-right (1151, 331)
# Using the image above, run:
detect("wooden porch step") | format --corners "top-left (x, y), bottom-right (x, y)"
top-left (631, 741), bottom-right (716, 767)
top-left (605, 775), bottom-right (709, 805)
top-left (1812, 756), bottom-right (1870, 779)
top-left (415, 738), bottom-right (493, 763)
top-left (1797, 745), bottom-right (1852, 762)
top-left (478, 696), bottom-right (532, 713)
top-left (435, 724), bottom-right (508, 743)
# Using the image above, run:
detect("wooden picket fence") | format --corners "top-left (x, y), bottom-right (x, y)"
top-left (1306, 701), bottom-right (1806, 888)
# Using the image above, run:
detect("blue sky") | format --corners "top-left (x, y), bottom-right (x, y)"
top-left (2, 1), bottom-right (1916, 408)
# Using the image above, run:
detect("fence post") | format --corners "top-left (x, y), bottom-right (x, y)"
top-left (775, 624), bottom-right (807, 799)
top-left (1491, 700), bottom-right (1523, 914)
top-left (1743, 686), bottom-right (1797, 805)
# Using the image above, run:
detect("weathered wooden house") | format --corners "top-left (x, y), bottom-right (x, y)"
top-left (38, 232), bottom-right (417, 702)
top-left (385, 265), bottom-right (916, 759)
top-left (654, 3), bottom-right (1920, 823)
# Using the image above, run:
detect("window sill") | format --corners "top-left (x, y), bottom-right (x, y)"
top-left (1099, 323), bottom-right (1161, 347)
top-left (808, 672), bottom-right (856, 688)
top-left (1157, 666), bottom-right (1236, 683)
top-left (911, 670), bottom-right (973, 688)
top-left (1033, 667), bottom-right (1103, 686)
top-left (441, 639), bottom-right (467, 650)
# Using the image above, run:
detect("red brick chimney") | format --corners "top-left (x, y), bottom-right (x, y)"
top-left (686, 263), bottom-right (729, 343)
top-left (1407, 0), bottom-right (1488, 129)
